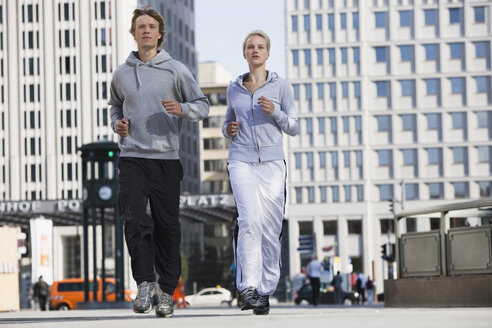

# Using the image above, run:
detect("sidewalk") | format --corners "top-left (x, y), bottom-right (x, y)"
top-left (1, 304), bottom-right (491, 328)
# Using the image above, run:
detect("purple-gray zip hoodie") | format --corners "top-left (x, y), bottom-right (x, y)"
top-left (222, 71), bottom-right (299, 162)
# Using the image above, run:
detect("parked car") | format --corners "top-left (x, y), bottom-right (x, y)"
top-left (50, 278), bottom-right (135, 310)
top-left (184, 287), bottom-right (236, 307)
top-left (294, 284), bottom-right (359, 306)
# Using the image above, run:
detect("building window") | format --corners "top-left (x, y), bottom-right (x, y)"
top-left (316, 48), bottom-right (323, 65)
top-left (451, 112), bottom-right (465, 129)
top-left (354, 82), bottom-right (360, 97)
top-left (319, 151), bottom-right (326, 168)
top-left (399, 45), bottom-right (412, 61)
top-left (399, 10), bottom-right (411, 27)
top-left (356, 185), bottom-right (363, 201)
top-left (449, 43), bottom-right (462, 59)
top-left (476, 111), bottom-right (490, 128)
top-left (474, 7), bottom-right (485, 24)
top-left (402, 149), bottom-right (416, 166)
top-left (292, 50), bottom-right (299, 66)
top-left (375, 12), bottom-right (386, 28)
top-left (400, 80), bottom-right (413, 96)
top-left (478, 146), bottom-right (490, 163)
top-left (378, 150), bottom-right (391, 167)
top-left (340, 13), bottom-right (346, 29)
top-left (292, 15), bottom-right (298, 31)
top-left (376, 81), bottom-right (388, 97)
top-left (427, 148), bottom-right (441, 165)
top-left (378, 184), bottom-right (393, 201)
top-left (478, 181), bottom-right (492, 197)
top-left (341, 48), bottom-right (347, 64)
top-left (304, 14), bottom-right (310, 31)
top-left (474, 41), bottom-right (487, 58)
top-left (316, 14), bottom-right (322, 30)
top-left (320, 186), bottom-right (327, 203)
top-left (304, 49), bottom-right (311, 66)
top-left (293, 84), bottom-right (300, 100)
top-left (475, 76), bottom-right (489, 93)
top-left (328, 48), bottom-right (335, 64)
top-left (405, 183), bottom-right (419, 200)
top-left (424, 9), bottom-right (436, 25)
top-left (353, 47), bottom-right (360, 63)
top-left (317, 83), bottom-right (324, 99)
top-left (425, 79), bottom-right (438, 95)
top-left (323, 220), bottom-right (337, 235)
top-left (449, 8), bottom-right (460, 24)
top-left (307, 187), bottom-right (314, 203)
top-left (428, 183), bottom-right (443, 199)
top-left (375, 47), bottom-right (386, 62)
top-left (342, 117), bottom-right (349, 133)
top-left (295, 187), bottom-right (302, 204)
top-left (343, 151), bottom-right (350, 167)
top-left (353, 12), bottom-right (359, 29)
top-left (348, 220), bottom-right (362, 235)
top-left (332, 186), bottom-right (339, 202)
top-left (328, 13), bottom-right (334, 30)
top-left (450, 78), bottom-right (464, 94)
top-left (380, 219), bottom-right (394, 234)
top-left (452, 147), bottom-right (466, 164)
top-left (295, 152), bottom-right (302, 169)
top-left (424, 44), bottom-right (437, 60)
top-left (342, 82), bottom-right (348, 98)
top-left (344, 185), bottom-right (351, 202)
top-left (377, 115), bottom-right (390, 132)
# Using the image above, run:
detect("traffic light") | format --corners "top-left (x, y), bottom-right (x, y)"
top-left (389, 198), bottom-right (395, 214)
top-left (108, 150), bottom-right (114, 158)
top-left (381, 244), bottom-right (387, 260)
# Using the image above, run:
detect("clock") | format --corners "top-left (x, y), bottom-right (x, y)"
top-left (98, 186), bottom-right (113, 201)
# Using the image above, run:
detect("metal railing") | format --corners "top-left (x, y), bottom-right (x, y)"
top-left (394, 198), bottom-right (492, 278)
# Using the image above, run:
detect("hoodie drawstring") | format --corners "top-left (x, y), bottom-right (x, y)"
top-left (135, 62), bottom-right (142, 89)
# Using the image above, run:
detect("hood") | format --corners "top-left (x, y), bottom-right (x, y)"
top-left (233, 70), bottom-right (279, 87)
top-left (125, 50), bottom-right (173, 88)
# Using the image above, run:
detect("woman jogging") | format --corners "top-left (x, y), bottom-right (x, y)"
top-left (223, 30), bottom-right (299, 315)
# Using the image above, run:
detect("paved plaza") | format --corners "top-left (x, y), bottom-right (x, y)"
top-left (1, 304), bottom-right (491, 328)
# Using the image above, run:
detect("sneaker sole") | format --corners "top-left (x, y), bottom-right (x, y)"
top-left (240, 302), bottom-right (260, 311)
top-left (133, 306), bottom-right (152, 314)
top-left (253, 308), bottom-right (270, 315)
top-left (156, 311), bottom-right (174, 318)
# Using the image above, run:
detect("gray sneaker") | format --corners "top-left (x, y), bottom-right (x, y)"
top-left (253, 295), bottom-right (270, 315)
top-left (155, 286), bottom-right (174, 318)
top-left (239, 287), bottom-right (260, 311)
top-left (133, 281), bottom-right (156, 314)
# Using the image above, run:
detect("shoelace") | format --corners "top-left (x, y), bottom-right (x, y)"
top-left (159, 292), bottom-right (173, 305)
top-left (136, 284), bottom-right (151, 300)
top-left (242, 288), bottom-right (257, 299)
top-left (258, 295), bottom-right (269, 305)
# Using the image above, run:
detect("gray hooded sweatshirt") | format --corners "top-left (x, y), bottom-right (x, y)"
top-left (109, 50), bottom-right (209, 159)
top-left (222, 71), bottom-right (299, 162)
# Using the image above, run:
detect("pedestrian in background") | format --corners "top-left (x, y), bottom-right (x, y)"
top-left (33, 276), bottom-right (49, 311)
top-left (366, 276), bottom-right (375, 305)
top-left (306, 257), bottom-right (321, 305)
top-left (331, 271), bottom-right (343, 305)
top-left (109, 6), bottom-right (209, 318)
top-left (224, 29), bottom-right (299, 315)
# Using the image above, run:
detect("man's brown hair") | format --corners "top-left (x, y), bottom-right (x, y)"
top-left (130, 6), bottom-right (166, 48)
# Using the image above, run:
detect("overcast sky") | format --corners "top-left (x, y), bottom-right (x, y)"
top-left (195, 0), bottom-right (286, 78)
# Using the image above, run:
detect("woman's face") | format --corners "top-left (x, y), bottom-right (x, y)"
top-left (243, 35), bottom-right (270, 67)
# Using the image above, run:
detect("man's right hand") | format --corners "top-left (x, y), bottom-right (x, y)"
top-left (116, 118), bottom-right (130, 137)
top-left (226, 121), bottom-right (240, 137)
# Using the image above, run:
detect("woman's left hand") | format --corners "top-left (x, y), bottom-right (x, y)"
top-left (258, 96), bottom-right (274, 114)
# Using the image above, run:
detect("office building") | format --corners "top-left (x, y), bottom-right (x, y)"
top-left (285, 0), bottom-right (492, 288)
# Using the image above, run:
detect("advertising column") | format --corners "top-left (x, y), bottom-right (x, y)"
top-left (0, 227), bottom-right (20, 311)
top-left (30, 217), bottom-right (54, 285)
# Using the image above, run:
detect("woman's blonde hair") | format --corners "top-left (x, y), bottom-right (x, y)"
top-left (242, 30), bottom-right (271, 53)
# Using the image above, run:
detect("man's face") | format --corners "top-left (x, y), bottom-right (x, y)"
top-left (243, 35), bottom-right (270, 66)
top-left (132, 14), bottom-right (161, 51)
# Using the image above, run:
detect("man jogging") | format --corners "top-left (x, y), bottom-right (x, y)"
top-left (109, 6), bottom-right (209, 318)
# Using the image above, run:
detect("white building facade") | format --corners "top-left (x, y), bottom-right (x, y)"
top-left (0, 0), bottom-right (201, 203)
top-left (198, 61), bottom-right (233, 195)
top-left (285, 0), bottom-right (492, 290)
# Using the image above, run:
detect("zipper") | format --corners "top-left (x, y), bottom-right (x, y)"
top-left (239, 76), bottom-right (270, 163)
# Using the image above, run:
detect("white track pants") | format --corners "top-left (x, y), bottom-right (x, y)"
top-left (228, 160), bottom-right (286, 296)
